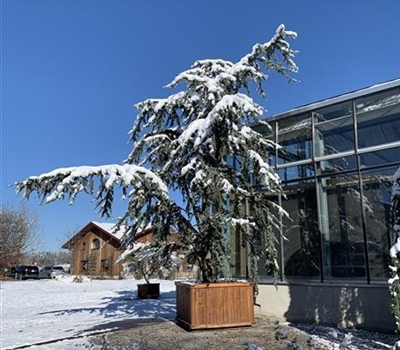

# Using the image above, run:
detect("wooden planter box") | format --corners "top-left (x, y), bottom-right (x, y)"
top-left (137, 283), bottom-right (160, 299)
top-left (175, 281), bottom-right (255, 330)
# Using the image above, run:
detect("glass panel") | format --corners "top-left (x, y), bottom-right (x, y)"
top-left (278, 114), bottom-right (312, 164)
top-left (230, 197), bottom-right (249, 279)
top-left (314, 101), bottom-right (355, 156)
top-left (356, 88), bottom-right (400, 148)
top-left (269, 153), bottom-right (277, 168)
top-left (257, 196), bottom-right (282, 280)
top-left (259, 121), bottom-right (277, 167)
top-left (278, 163), bottom-right (314, 182)
top-left (360, 147), bottom-right (400, 168)
top-left (317, 155), bottom-right (357, 175)
top-left (317, 173), bottom-right (366, 280)
top-left (281, 181), bottom-right (321, 279)
top-left (314, 101), bottom-right (353, 121)
top-left (252, 121), bottom-right (275, 140)
top-left (230, 225), bottom-right (247, 279)
top-left (360, 168), bottom-right (395, 279)
top-left (231, 195), bottom-right (283, 281)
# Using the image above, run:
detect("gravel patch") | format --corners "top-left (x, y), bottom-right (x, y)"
top-left (89, 315), bottom-right (397, 350)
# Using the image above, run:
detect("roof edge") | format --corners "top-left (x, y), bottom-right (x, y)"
top-left (268, 77), bottom-right (400, 121)
top-left (61, 221), bottom-right (121, 249)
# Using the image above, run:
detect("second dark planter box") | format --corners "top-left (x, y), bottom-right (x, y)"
top-left (137, 283), bottom-right (160, 299)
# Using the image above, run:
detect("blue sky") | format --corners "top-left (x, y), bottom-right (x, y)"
top-left (2, 0), bottom-right (400, 252)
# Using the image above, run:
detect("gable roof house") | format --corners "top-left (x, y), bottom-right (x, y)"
top-left (62, 221), bottom-right (153, 277)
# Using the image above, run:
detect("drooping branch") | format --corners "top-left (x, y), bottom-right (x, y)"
top-left (15, 164), bottom-right (168, 219)
top-left (116, 241), bottom-right (185, 284)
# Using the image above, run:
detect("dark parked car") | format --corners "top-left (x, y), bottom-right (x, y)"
top-left (15, 265), bottom-right (40, 280)
top-left (4, 267), bottom-right (17, 278)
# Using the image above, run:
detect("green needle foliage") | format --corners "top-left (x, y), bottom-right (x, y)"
top-left (15, 25), bottom-right (298, 285)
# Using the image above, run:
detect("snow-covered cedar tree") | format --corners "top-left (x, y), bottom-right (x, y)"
top-left (116, 241), bottom-right (184, 283)
top-left (390, 166), bottom-right (400, 348)
top-left (15, 24), bottom-right (298, 285)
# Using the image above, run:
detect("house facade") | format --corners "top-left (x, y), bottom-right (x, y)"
top-left (62, 222), bottom-right (169, 277)
top-left (63, 222), bottom-right (137, 277)
top-left (232, 78), bottom-right (400, 332)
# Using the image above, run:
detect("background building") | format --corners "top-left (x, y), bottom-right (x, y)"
top-left (62, 222), bottom-right (136, 277)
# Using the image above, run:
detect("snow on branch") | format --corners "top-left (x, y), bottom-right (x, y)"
top-left (248, 150), bottom-right (280, 186)
top-left (214, 94), bottom-right (263, 115)
top-left (116, 240), bottom-right (186, 283)
top-left (130, 24), bottom-right (297, 160)
top-left (176, 94), bottom-right (263, 149)
top-left (15, 164), bottom-right (168, 217)
top-left (230, 218), bottom-right (256, 227)
top-left (240, 24), bottom-right (298, 73)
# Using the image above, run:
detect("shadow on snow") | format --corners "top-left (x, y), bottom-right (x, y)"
top-left (38, 289), bottom-right (177, 326)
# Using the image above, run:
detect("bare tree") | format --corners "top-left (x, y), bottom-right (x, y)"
top-left (57, 225), bottom-right (80, 248)
top-left (28, 250), bottom-right (72, 267)
top-left (0, 205), bottom-right (40, 274)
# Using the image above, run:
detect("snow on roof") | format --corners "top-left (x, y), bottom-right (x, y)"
top-left (268, 77), bottom-right (400, 121)
top-left (91, 222), bottom-right (127, 240)
top-left (91, 222), bottom-right (153, 241)
top-left (62, 221), bottom-right (153, 249)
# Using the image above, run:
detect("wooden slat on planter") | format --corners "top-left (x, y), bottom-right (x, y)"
top-left (176, 282), bottom-right (254, 330)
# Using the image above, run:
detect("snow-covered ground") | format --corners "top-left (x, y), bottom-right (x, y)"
top-left (1, 276), bottom-right (176, 349)
top-left (1, 276), bottom-right (397, 350)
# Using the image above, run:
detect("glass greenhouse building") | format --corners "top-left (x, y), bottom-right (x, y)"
top-left (245, 78), bottom-right (400, 331)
